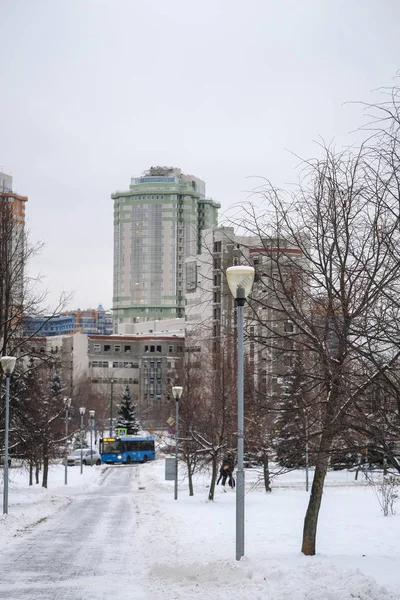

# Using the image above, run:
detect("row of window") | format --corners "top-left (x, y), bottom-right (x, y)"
top-left (91, 361), bottom-right (139, 369)
top-left (93, 343), bottom-right (182, 354)
top-left (131, 194), bottom-right (165, 200)
top-left (94, 344), bottom-right (132, 353)
top-left (92, 378), bottom-right (139, 384)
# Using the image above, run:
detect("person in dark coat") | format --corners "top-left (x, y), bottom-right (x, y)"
top-left (217, 453), bottom-right (235, 488)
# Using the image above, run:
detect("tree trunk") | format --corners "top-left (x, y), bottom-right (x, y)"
top-left (42, 452), bottom-right (49, 489)
top-left (35, 462), bottom-right (40, 484)
top-left (186, 457), bottom-right (194, 496)
top-left (263, 452), bottom-right (272, 493)
top-left (208, 456), bottom-right (218, 501)
top-left (29, 461), bottom-right (33, 486)
top-left (301, 429), bottom-right (334, 555)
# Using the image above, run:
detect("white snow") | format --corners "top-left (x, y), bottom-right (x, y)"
top-left (0, 460), bottom-right (399, 599)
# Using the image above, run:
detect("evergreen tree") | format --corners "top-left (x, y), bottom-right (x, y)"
top-left (116, 386), bottom-right (141, 434)
top-left (274, 352), bottom-right (315, 470)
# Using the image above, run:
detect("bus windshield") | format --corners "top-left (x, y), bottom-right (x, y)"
top-left (101, 439), bottom-right (120, 453)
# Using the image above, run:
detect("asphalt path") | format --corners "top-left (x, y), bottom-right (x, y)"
top-left (0, 466), bottom-right (146, 600)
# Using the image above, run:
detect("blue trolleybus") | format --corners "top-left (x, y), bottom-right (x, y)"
top-left (100, 436), bottom-right (156, 464)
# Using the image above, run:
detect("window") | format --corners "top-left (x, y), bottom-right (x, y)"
top-left (124, 362), bottom-right (133, 368)
top-left (150, 345), bottom-right (155, 353)
top-left (168, 345), bottom-right (173, 353)
top-left (186, 261), bottom-right (197, 291)
top-left (104, 344), bottom-right (111, 352)
top-left (213, 291), bottom-right (221, 303)
top-left (284, 321), bottom-right (294, 333)
top-left (145, 345), bottom-right (149, 353)
top-left (124, 345), bottom-right (131, 353)
top-left (214, 273), bottom-right (221, 286)
top-left (114, 345), bottom-right (121, 352)
top-left (94, 344), bottom-right (100, 353)
top-left (284, 354), bottom-right (293, 368)
top-left (157, 345), bottom-right (162, 353)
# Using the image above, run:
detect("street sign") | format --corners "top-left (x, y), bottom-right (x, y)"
top-left (165, 457), bottom-right (176, 480)
top-left (116, 428), bottom-right (127, 437)
top-left (167, 417), bottom-right (175, 426)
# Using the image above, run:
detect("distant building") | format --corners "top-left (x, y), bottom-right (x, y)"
top-left (66, 305), bottom-right (113, 335)
top-left (111, 166), bottom-right (220, 331)
top-left (24, 305), bottom-right (113, 337)
top-left (0, 172), bottom-right (28, 349)
top-left (0, 171), bottom-right (27, 226)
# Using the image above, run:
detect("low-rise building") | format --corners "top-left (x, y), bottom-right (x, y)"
top-left (88, 333), bottom-right (184, 429)
top-left (24, 305), bottom-right (113, 337)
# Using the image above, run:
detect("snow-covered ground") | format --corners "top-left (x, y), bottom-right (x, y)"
top-left (0, 459), bottom-right (399, 599)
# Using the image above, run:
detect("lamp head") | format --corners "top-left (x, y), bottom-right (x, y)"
top-left (79, 406), bottom-right (86, 415)
top-left (226, 266), bottom-right (255, 301)
top-left (172, 385), bottom-right (183, 401)
top-left (0, 356), bottom-right (16, 376)
top-left (63, 397), bottom-right (72, 408)
top-left (89, 410), bottom-right (95, 418)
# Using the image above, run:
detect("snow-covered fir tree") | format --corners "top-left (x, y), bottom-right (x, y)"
top-left (274, 354), bottom-right (310, 469)
top-left (116, 386), bottom-right (141, 434)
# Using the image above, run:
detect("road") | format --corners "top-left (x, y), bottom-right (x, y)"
top-left (0, 466), bottom-right (146, 600)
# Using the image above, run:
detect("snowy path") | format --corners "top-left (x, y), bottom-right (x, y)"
top-left (0, 466), bottom-right (145, 600)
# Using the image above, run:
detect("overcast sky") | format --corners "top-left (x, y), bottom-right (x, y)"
top-left (1, 0), bottom-right (399, 312)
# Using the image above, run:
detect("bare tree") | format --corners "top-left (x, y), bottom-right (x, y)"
top-left (178, 340), bottom-right (205, 496)
top-left (225, 128), bottom-right (400, 554)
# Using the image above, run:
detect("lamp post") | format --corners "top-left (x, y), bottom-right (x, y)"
top-left (1, 356), bottom-right (16, 515)
top-left (172, 386), bottom-right (183, 500)
top-left (79, 407), bottom-right (86, 474)
top-left (63, 397), bottom-right (72, 485)
top-left (226, 265), bottom-right (255, 561)
top-left (89, 410), bottom-right (95, 467)
top-left (110, 378), bottom-right (114, 437)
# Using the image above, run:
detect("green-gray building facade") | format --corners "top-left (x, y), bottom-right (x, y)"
top-left (112, 167), bottom-right (220, 330)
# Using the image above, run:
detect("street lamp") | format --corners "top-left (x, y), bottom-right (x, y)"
top-left (1, 356), bottom-right (16, 515)
top-left (63, 397), bottom-right (72, 485)
top-left (110, 378), bottom-right (114, 437)
top-left (226, 265), bottom-right (255, 561)
top-left (89, 410), bottom-right (95, 467)
top-left (172, 386), bottom-right (183, 500)
top-left (79, 407), bottom-right (86, 474)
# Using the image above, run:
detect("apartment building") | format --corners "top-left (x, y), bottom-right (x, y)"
top-left (185, 226), bottom-right (307, 399)
top-left (111, 166), bottom-right (220, 331)
top-left (0, 171), bottom-right (27, 226)
top-left (0, 172), bottom-right (28, 352)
